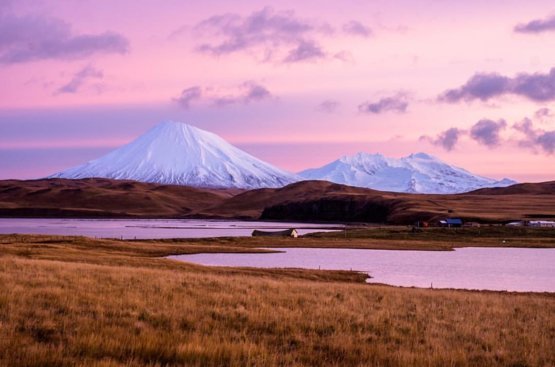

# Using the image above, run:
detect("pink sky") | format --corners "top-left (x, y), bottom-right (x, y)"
top-left (1, 0), bottom-right (554, 182)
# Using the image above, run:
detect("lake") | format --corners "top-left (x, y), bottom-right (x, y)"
top-left (169, 247), bottom-right (555, 292)
top-left (0, 218), bottom-right (341, 239)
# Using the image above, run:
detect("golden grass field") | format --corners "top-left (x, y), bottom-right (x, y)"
top-left (1, 232), bottom-right (554, 366)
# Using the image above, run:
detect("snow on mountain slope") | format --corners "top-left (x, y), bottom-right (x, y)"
top-left (50, 121), bottom-right (299, 189)
top-left (298, 152), bottom-right (516, 194)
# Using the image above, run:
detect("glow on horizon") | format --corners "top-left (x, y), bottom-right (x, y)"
top-left (0, 0), bottom-right (554, 182)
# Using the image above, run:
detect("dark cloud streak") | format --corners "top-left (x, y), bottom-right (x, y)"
top-left (0, 10), bottom-right (129, 63)
top-left (174, 82), bottom-right (271, 109)
top-left (440, 68), bottom-right (555, 103)
top-left (213, 82), bottom-right (271, 106)
top-left (358, 94), bottom-right (408, 114)
top-left (514, 15), bottom-right (555, 33)
top-left (55, 65), bottom-right (103, 94)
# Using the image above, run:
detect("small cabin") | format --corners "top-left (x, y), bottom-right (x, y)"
top-left (439, 218), bottom-right (463, 228)
top-left (252, 228), bottom-right (299, 238)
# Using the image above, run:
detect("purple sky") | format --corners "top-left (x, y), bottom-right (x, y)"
top-left (1, 0), bottom-right (555, 182)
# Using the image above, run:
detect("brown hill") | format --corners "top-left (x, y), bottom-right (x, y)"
top-left (468, 181), bottom-right (555, 195)
top-left (1, 178), bottom-right (554, 224)
top-left (203, 180), bottom-right (555, 224)
top-left (0, 178), bottom-right (239, 218)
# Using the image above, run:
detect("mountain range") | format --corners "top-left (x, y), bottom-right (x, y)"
top-left (299, 152), bottom-right (515, 194)
top-left (51, 121), bottom-right (515, 194)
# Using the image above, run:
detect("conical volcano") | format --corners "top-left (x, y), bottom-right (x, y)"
top-left (50, 121), bottom-right (299, 189)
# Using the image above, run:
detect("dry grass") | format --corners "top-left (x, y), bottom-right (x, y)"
top-left (0, 234), bottom-right (554, 366)
top-left (307, 226), bottom-right (555, 249)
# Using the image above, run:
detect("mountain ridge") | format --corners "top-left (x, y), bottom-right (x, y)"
top-left (299, 152), bottom-right (515, 194)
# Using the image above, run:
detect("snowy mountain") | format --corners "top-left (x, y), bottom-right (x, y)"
top-left (298, 152), bottom-right (516, 194)
top-left (50, 121), bottom-right (299, 189)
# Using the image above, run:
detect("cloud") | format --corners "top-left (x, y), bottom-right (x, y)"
top-left (213, 82), bottom-right (271, 106)
top-left (358, 94), bottom-right (408, 114)
top-left (469, 119), bottom-right (506, 147)
top-left (514, 116), bottom-right (555, 154)
top-left (187, 7), bottom-right (370, 64)
top-left (537, 131), bottom-right (555, 153)
top-left (423, 127), bottom-right (462, 151)
top-left (173, 86), bottom-right (202, 109)
top-left (534, 107), bottom-right (553, 120)
top-left (342, 20), bottom-right (372, 37)
top-left (0, 10), bottom-right (129, 64)
top-left (440, 68), bottom-right (555, 103)
top-left (440, 73), bottom-right (511, 102)
top-left (191, 7), bottom-right (329, 63)
top-left (514, 15), bottom-right (555, 33)
top-left (421, 108), bottom-right (555, 153)
top-left (316, 100), bottom-right (340, 113)
top-left (55, 65), bottom-right (103, 94)
top-left (333, 50), bottom-right (354, 63)
top-left (283, 39), bottom-right (325, 63)
top-left (173, 82), bottom-right (271, 109)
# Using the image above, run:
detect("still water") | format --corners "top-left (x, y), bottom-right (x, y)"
top-left (0, 218), bottom-right (340, 239)
top-left (170, 247), bottom-right (555, 292)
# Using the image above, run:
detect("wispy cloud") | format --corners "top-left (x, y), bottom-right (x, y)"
top-left (358, 94), bottom-right (408, 114)
top-left (440, 68), bottom-right (555, 103)
top-left (514, 111), bottom-right (555, 153)
top-left (514, 14), bottom-right (555, 34)
top-left (55, 65), bottom-right (103, 94)
top-left (420, 127), bottom-right (462, 151)
top-left (0, 10), bottom-right (129, 63)
top-left (283, 40), bottom-right (325, 63)
top-left (191, 7), bottom-right (329, 63)
top-left (173, 82), bottom-right (272, 109)
top-left (213, 82), bottom-right (271, 106)
top-left (182, 7), bottom-right (372, 64)
top-left (173, 86), bottom-right (202, 109)
top-left (342, 20), bottom-right (372, 37)
top-left (316, 100), bottom-right (340, 113)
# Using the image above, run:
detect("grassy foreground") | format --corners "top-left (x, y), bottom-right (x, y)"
top-left (0, 234), bottom-right (554, 366)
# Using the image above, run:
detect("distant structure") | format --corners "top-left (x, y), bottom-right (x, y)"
top-left (252, 229), bottom-right (299, 238)
top-left (506, 220), bottom-right (555, 228)
top-left (438, 218), bottom-right (463, 228)
top-left (463, 222), bottom-right (481, 228)
top-left (528, 220), bottom-right (555, 228)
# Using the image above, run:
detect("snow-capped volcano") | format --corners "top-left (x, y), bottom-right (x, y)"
top-left (50, 121), bottom-right (299, 189)
top-left (298, 152), bottom-right (516, 194)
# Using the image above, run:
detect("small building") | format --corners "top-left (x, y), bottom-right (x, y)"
top-left (439, 218), bottom-right (463, 228)
top-left (528, 220), bottom-right (555, 228)
top-left (252, 228), bottom-right (299, 238)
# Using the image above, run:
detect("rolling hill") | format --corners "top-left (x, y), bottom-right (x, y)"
top-left (1, 178), bottom-right (554, 224)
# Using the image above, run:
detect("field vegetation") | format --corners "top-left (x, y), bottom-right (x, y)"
top-left (0, 234), bottom-right (554, 366)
